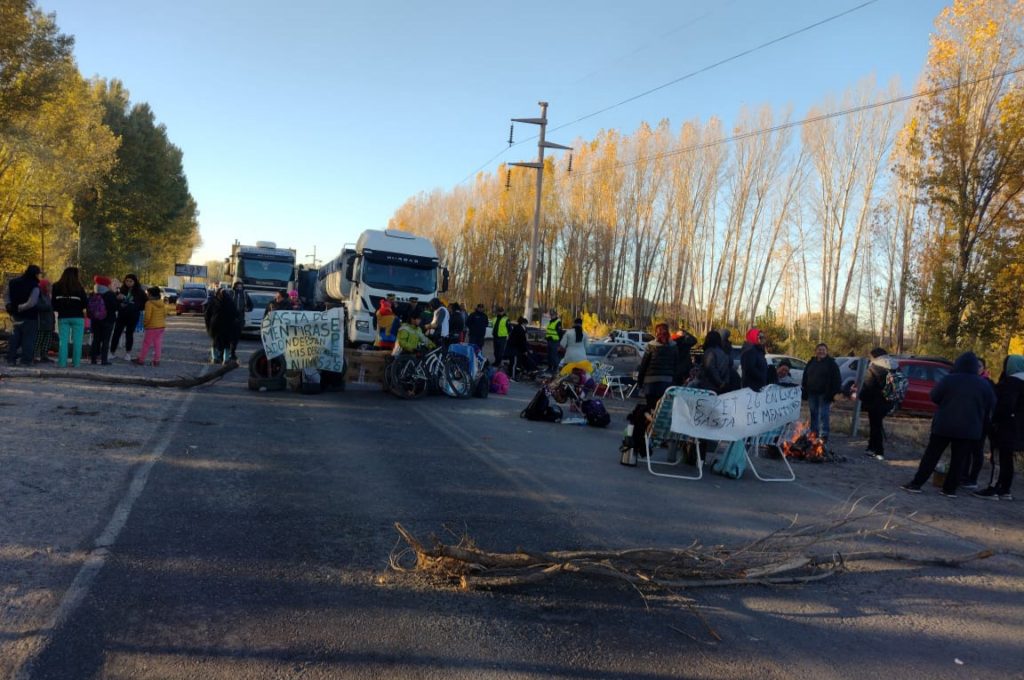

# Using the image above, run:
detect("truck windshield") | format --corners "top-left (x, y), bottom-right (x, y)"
top-left (238, 258), bottom-right (294, 286)
top-left (361, 260), bottom-right (435, 294)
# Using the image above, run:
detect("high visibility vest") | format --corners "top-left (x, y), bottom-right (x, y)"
top-left (546, 318), bottom-right (561, 341)
top-left (495, 316), bottom-right (509, 338)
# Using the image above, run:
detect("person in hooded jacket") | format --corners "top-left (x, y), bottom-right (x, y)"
top-left (466, 304), bottom-right (489, 348)
top-left (110, 273), bottom-right (146, 361)
top-left (693, 330), bottom-right (731, 394)
top-left (637, 323), bottom-right (679, 409)
top-left (5, 264), bottom-right (41, 365)
top-left (901, 352), bottom-right (996, 497)
top-left (740, 328), bottom-right (769, 391)
top-left (89, 275), bottom-right (119, 365)
top-left (204, 288), bottom-right (238, 364)
top-left (506, 317), bottom-right (538, 378)
top-left (974, 355), bottom-right (1024, 500)
top-left (228, 281), bottom-right (254, 361)
top-left (672, 329), bottom-right (698, 385)
top-left (859, 348), bottom-right (895, 460)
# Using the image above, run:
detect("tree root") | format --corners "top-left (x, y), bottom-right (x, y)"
top-left (0, 360), bottom-right (238, 388)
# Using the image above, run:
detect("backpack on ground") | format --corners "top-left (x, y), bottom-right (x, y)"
top-left (520, 387), bottom-right (562, 422)
top-left (581, 398), bottom-right (611, 428)
top-left (490, 369), bottom-right (510, 395)
top-left (87, 293), bottom-right (107, 321)
top-left (711, 440), bottom-right (747, 479)
top-left (882, 367), bottom-right (909, 413)
top-left (472, 371), bottom-right (490, 399)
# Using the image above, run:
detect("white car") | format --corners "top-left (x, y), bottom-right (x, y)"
top-left (607, 329), bottom-right (653, 354)
top-left (244, 291), bottom-right (278, 335)
top-left (765, 354), bottom-right (806, 385)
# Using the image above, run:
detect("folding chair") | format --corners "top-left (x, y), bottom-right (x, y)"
top-left (644, 386), bottom-right (711, 480)
top-left (741, 421), bottom-right (796, 482)
top-left (603, 374), bottom-right (636, 399)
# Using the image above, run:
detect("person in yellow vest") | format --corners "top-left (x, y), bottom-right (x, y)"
top-left (545, 308), bottom-right (563, 373)
top-left (492, 306), bottom-right (510, 366)
top-left (374, 299), bottom-right (397, 351)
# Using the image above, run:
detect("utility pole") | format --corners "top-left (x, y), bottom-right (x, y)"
top-left (306, 245), bottom-right (321, 268)
top-left (27, 202), bottom-right (54, 273)
top-left (511, 102), bottom-right (572, 323)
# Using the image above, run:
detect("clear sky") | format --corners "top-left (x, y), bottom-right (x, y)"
top-left (40, 0), bottom-right (948, 270)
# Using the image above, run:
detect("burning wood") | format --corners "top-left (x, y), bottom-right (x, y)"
top-left (781, 422), bottom-right (836, 462)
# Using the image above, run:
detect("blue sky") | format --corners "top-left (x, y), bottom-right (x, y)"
top-left (41, 0), bottom-right (948, 269)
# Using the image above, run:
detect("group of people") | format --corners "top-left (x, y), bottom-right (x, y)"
top-left (205, 282), bottom-right (259, 364)
top-left (374, 296), bottom-right (485, 354)
top-left (5, 264), bottom-right (168, 368)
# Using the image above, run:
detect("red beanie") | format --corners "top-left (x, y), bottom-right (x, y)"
top-left (746, 328), bottom-right (761, 344)
top-left (93, 275), bottom-right (111, 286)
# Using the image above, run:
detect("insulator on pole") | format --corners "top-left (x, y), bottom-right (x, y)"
top-left (567, 152), bottom-right (573, 173)
top-left (505, 169), bottom-right (512, 190)
top-left (508, 124), bottom-right (514, 146)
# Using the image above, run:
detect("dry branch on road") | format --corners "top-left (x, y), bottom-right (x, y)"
top-left (0, 360), bottom-right (238, 388)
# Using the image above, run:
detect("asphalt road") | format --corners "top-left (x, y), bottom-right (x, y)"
top-left (20, 320), bottom-right (1024, 679)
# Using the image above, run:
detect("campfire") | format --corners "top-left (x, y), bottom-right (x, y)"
top-left (782, 422), bottom-right (830, 462)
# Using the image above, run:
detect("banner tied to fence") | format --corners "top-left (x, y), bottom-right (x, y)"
top-left (670, 385), bottom-right (802, 441)
top-left (261, 307), bottom-right (345, 372)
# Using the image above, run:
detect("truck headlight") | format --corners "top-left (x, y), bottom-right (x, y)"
top-left (355, 320), bottom-right (369, 331)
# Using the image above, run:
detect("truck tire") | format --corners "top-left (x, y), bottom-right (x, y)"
top-left (248, 348), bottom-right (285, 379)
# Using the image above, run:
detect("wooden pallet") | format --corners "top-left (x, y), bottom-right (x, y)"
top-left (345, 348), bottom-right (388, 384)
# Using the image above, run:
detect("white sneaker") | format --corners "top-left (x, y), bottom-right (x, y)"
top-left (123, 352), bottom-right (131, 361)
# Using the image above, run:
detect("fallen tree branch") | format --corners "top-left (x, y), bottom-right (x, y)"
top-left (0, 360), bottom-right (237, 388)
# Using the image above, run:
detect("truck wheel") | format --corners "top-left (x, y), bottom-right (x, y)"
top-left (248, 348), bottom-right (285, 379)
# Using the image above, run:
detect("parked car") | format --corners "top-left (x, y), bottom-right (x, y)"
top-left (586, 341), bottom-right (642, 377)
top-left (836, 356), bottom-right (863, 396)
top-left (244, 291), bottom-right (277, 335)
top-left (608, 329), bottom-right (653, 354)
top-left (765, 353), bottom-right (807, 384)
top-left (175, 287), bottom-right (208, 315)
top-left (162, 287), bottom-right (179, 304)
top-left (894, 358), bottom-right (951, 414)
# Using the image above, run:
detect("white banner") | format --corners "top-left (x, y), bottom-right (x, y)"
top-left (670, 385), bottom-right (802, 441)
top-left (261, 307), bottom-right (346, 372)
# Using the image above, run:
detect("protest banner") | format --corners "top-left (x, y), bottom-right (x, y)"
top-left (261, 307), bottom-right (345, 372)
top-left (670, 385), bottom-right (802, 441)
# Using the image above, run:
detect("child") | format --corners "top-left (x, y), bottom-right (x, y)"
top-left (133, 287), bottom-right (167, 366)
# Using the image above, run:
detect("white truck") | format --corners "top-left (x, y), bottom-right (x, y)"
top-left (225, 241), bottom-right (297, 334)
top-left (316, 229), bottom-right (448, 346)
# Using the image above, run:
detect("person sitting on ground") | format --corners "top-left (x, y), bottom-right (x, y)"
top-left (637, 323), bottom-right (680, 410)
top-left (901, 352), bottom-right (996, 498)
top-left (692, 330), bottom-right (731, 394)
top-left (393, 310), bottom-right (434, 356)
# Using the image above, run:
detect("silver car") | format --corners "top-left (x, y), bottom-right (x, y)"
top-left (586, 341), bottom-right (642, 377)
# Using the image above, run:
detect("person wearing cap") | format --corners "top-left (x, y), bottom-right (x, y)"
top-left (287, 289), bottom-right (301, 310)
top-left (89, 275), bottom-right (119, 365)
top-left (4, 264), bottom-right (42, 366)
top-left (859, 347), bottom-right (895, 460)
top-left (739, 328), bottom-right (769, 391)
top-left (32, 278), bottom-right (55, 363)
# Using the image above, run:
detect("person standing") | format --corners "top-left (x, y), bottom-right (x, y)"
top-left (134, 287), bottom-right (167, 366)
top-left (802, 343), bottom-right (842, 442)
top-left (466, 303), bottom-right (489, 349)
top-left (901, 352), bottom-right (996, 497)
top-left (507, 317), bottom-right (538, 378)
top-left (492, 306), bottom-right (510, 365)
top-left (33, 279), bottom-right (55, 363)
top-left (449, 302), bottom-right (466, 344)
top-left (545, 308), bottom-right (563, 374)
top-left (558, 317), bottom-right (588, 370)
top-left (425, 297), bottom-right (449, 347)
top-left (4, 264), bottom-right (42, 366)
top-left (637, 323), bottom-right (680, 410)
top-left (263, 289), bottom-right (289, 318)
top-left (692, 331), bottom-right (731, 394)
top-left (204, 288), bottom-right (237, 364)
top-left (672, 329), bottom-right (698, 385)
top-left (110, 273), bottom-right (146, 361)
top-left (859, 348), bottom-right (896, 460)
top-left (228, 281), bottom-right (254, 361)
top-left (739, 328), bottom-right (769, 391)
top-left (88, 275), bottom-right (118, 365)
top-left (51, 267), bottom-right (88, 368)
top-left (974, 355), bottom-right (1024, 500)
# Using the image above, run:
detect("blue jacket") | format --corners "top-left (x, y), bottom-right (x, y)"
top-left (929, 352), bottom-right (996, 441)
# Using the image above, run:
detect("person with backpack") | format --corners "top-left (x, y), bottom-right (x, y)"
top-left (110, 273), bottom-right (147, 361)
top-left (4, 264), bottom-right (42, 366)
top-left (859, 348), bottom-right (898, 460)
top-left (638, 323), bottom-right (679, 410)
top-left (901, 352), bottom-right (996, 498)
top-left (32, 279), bottom-right (55, 363)
top-left (134, 287), bottom-right (167, 366)
top-left (974, 354), bottom-right (1024, 500)
top-left (802, 343), bottom-right (842, 443)
top-left (51, 267), bottom-right (89, 368)
top-left (88, 276), bottom-right (118, 365)
top-left (466, 303), bottom-right (489, 349)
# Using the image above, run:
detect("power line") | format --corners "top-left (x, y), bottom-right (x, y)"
top-left (456, 0), bottom-right (879, 186)
top-left (567, 65), bottom-right (1024, 179)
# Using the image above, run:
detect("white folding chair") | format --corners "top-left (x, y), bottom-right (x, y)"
top-left (644, 387), bottom-right (707, 480)
top-left (741, 422), bottom-right (796, 482)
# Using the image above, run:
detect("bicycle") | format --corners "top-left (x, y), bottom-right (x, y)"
top-left (385, 346), bottom-right (472, 399)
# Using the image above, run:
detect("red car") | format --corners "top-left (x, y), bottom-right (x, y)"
top-left (175, 287), bottom-right (207, 315)
top-left (896, 358), bottom-right (951, 414)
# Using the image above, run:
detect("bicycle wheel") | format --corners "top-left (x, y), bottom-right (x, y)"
top-left (443, 355), bottom-right (473, 398)
top-left (390, 355), bottom-right (427, 399)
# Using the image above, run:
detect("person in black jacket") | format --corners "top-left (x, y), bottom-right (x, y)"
top-left (204, 288), bottom-right (238, 364)
top-left (51, 267), bottom-right (89, 368)
top-left (673, 329), bottom-right (698, 385)
top-left (110, 273), bottom-right (147, 361)
top-left (4, 263), bottom-right (41, 366)
top-left (693, 331), bottom-right (731, 394)
top-left (974, 355), bottom-right (1024, 500)
top-left (802, 343), bottom-right (842, 442)
top-left (901, 351), bottom-right (996, 497)
top-left (88, 276), bottom-right (120, 365)
top-left (466, 304), bottom-right (489, 348)
top-left (859, 347), bottom-right (895, 460)
top-left (740, 328), bottom-right (769, 391)
top-left (637, 323), bottom-right (679, 409)
top-left (507, 317), bottom-right (538, 379)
